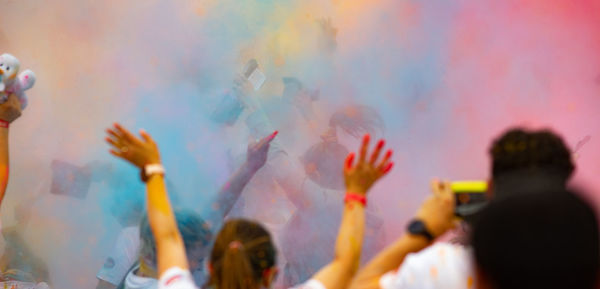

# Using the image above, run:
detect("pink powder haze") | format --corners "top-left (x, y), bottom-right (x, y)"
top-left (0, 0), bottom-right (599, 288)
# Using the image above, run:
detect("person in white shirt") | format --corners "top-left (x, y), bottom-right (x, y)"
top-left (96, 209), bottom-right (142, 289)
top-left (100, 124), bottom-right (277, 289)
top-left (118, 210), bottom-right (213, 289)
top-left (349, 128), bottom-right (576, 289)
top-left (104, 124), bottom-right (393, 289)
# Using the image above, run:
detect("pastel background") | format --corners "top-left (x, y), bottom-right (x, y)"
top-left (1, 0), bottom-right (599, 288)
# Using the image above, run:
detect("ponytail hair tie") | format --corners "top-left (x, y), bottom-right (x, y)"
top-left (229, 240), bottom-right (244, 250)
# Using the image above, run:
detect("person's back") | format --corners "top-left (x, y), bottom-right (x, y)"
top-left (472, 190), bottom-right (599, 289)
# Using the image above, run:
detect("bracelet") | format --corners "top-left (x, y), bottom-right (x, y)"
top-left (141, 164), bottom-right (165, 182)
top-left (344, 193), bottom-right (367, 206)
top-left (0, 120), bottom-right (9, 128)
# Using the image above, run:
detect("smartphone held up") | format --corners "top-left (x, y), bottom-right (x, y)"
top-left (451, 181), bottom-right (489, 218)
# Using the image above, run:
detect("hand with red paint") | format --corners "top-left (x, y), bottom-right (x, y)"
top-left (246, 131), bottom-right (278, 172)
top-left (0, 93), bottom-right (22, 124)
top-left (105, 123), bottom-right (161, 169)
top-left (344, 134), bottom-right (393, 195)
top-left (415, 179), bottom-right (456, 238)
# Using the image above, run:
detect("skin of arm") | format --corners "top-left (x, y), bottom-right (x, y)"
top-left (0, 93), bottom-right (22, 209)
top-left (312, 134), bottom-right (394, 289)
top-left (348, 180), bottom-right (456, 289)
top-left (0, 127), bottom-right (9, 207)
top-left (106, 124), bottom-right (187, 276)
top-left (208, 131), bottom-right (277, 226)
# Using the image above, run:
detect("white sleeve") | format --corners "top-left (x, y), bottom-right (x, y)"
top-left (158, 267), bottom-right (197, 289)
top-left (379, 243), bottom-right (474, 289)
top-left (96, 227), bottom-right (141, 285)
top-left (288, 279), bottom-right (327, 289)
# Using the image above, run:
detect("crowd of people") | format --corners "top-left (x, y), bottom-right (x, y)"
top-left (0, 89), bottom-right (597, 289)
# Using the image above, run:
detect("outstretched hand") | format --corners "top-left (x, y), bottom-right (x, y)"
top-left (246, 131), bottom-right (278, 171)
top-left (416, 179), bottom-right (456, 238)
top-left (0, 93), bottom-right (22, 124)
top-left (105, 123), bottom-right (161, 169)
top-left (344, 134), bottom-right (393, 194)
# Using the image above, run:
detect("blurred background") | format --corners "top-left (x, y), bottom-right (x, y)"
top-left (0, 0), bottom-right (599, 288)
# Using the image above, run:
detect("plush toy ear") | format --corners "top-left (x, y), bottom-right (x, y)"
top-left (19, 70), bottom-right (36, 90)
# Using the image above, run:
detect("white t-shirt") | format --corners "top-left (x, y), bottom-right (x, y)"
top-left (380, 243), bottom-right (475, 289)
top-left (124, 264), bottom-right (157, 289)
top-left (97, 226), bottom-right (141, 285)
top-left (157, 267), bottom-right (326, 289)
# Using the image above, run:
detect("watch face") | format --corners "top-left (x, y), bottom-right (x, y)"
top-left (408, 220), bottom-right (434, 241)
top-left (408, 220), bottom-right (426, 234)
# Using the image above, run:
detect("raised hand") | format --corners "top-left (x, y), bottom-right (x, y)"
top-left (105, 123), bottom-right (161, 169)
top-left (0, 93), bottom-right (22, 124)
top-left (344, 134), bottom-right (393, 194)
top-left (415, 179), bottom-right (456, 238)
top-left (246, 131), bottom-right (278, 171)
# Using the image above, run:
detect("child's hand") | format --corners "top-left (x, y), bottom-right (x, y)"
top-left (344, 134), bottom-right (393, 194)
top-left (415, 179), bottom-right (457, 238)
top-left (105, 123), bottom-right (161, 168)
top-left (247, 131), bottom-right (278, 172)
top-left (0, 93), bottom-right (22, 124)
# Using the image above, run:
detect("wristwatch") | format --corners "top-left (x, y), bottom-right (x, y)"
top-left (407, 219), bottom-right (434, 241)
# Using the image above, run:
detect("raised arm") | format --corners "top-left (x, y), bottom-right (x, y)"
top-left (348, 180), bottom-right (456, 289)
top-left (106, 123), bottom-right (187, 275)
top-left (0, 93), bottom-right (22, 209)
top-left (206, 131), bottom-right (277, 227)
top-left (312, 134), bottom-right (393, 289)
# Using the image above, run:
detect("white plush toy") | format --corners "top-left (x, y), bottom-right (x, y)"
top-left (0, 53), bottom-right (36, 109)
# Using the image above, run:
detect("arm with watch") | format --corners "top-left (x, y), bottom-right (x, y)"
top-left (105, 123), bottom-right (189, 276)
top-left (310, 134), bottom-right (394, 289)
top-left (348, 179), bottom-right (456, 289)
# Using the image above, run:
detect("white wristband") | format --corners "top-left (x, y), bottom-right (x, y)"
top-left (144, 164), bottom-right (165, 178)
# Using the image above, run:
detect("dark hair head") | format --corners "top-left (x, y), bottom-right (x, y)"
top-left (472, 190), bottom-right (599, 289)
top-left (139, 210), bottom-right (213, 269)
top-left (209, 219), bottom-right (277, 289)
top-left (489, 128), bottom-right (574, 180)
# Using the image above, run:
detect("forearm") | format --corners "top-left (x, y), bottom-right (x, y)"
top-left (0, 128), bottom-right (10, 208)
top-left (146, 174), bottom-right (187, 274)
top-left (146, 175), bottom-right (176, 228)
top-left (313, 200), bottom-right (366, 289)
top-left (349, 234), bottom-right (430, 289)
top-left (335, 201), bottom-right (366, 271)
top-left (212, 163), bottom-right (256, 219)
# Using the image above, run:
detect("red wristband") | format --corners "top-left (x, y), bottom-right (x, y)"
top-left (345, 193), bottom-right (367, 206)
top-left (0, 120), bottom-right (8, 128)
